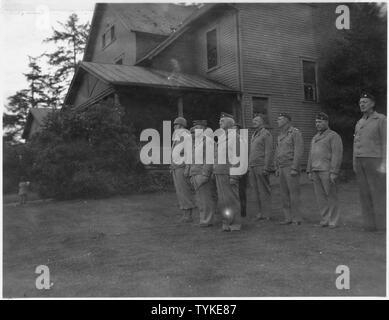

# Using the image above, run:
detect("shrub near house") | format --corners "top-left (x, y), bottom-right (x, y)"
top-left (28, 100), bottom-right (148, 199)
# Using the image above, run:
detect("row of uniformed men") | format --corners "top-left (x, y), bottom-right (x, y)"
top-left (171, 92), bottom-right (386, 232)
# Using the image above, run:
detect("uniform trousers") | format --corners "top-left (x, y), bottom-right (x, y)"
top-left (355, 157), bottom-right (386, 230)
top-left (249, 166), bottom-right (272, 219)
top-left (279, 166), bottom-right (302, 222)
top-left (215, 174), bottom-right (241, 230)
top-left (312, 171), bottom-right (339, 226)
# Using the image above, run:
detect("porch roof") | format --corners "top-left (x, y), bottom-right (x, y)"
top-left (80, 61), bottom-right (236, 93)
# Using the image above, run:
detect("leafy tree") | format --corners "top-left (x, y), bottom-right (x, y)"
top-left (29, 99), bottom-right (141, 199)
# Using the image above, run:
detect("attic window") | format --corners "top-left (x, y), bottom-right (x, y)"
top-left (102, 25), bottom-right (116, 49)
top-left (206, 28), bottom-right (218, 70)
top-left (102, 33), bottom-right (106, 48)
top-left (110, 25), bottom-right (115, 41)
top-left (302, 60), bottom-right (318, 102)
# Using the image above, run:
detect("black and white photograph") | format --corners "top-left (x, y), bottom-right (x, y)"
top-left (1, 0), bottom-right (387, 300)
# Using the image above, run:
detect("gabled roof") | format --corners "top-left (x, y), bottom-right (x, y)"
top-left (83, 3), bottom-right (197, 61)
top-left (136, 3), bottom-right (223, 65)
top-left (112, 3), bottom-right (198, 35)
top-left (64, 61), bottom-right (236, 106)
top-left (84, 61), bottom-right (234, 91)
top-left (22, 108), bottom-right (53, 140)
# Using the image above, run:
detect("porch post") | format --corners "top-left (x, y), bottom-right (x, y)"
top-left (177, 96), bottom-right (184, 117)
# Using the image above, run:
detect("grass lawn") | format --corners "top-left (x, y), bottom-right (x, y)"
top-left (3, 178), bottom-right (386, 297)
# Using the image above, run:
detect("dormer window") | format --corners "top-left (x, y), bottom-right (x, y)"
top-left (102, 25), bottom-right (116, 49)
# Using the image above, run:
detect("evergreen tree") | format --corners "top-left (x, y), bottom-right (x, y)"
top-left (318, 3), bottom-right (387, 164)
top-left (44, 13), bottom-right (90, 100)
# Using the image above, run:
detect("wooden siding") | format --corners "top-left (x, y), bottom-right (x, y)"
top-left (148, 6), bottom-right (240, 91)
top-left (89, 6), bottom-right (137, 65)
top-left (135, 32), bottom-right (168, 62)
top-left (73, 73), bottom-right (113, 107)
top-left (149, 31), bottom-right (197, 74)
top-left (236, 3), bottom-right (325, 163)
top-left (193, 8), bottom-right (240, 91)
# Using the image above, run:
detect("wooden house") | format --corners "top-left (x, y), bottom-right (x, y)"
top-left (64, 3), bottom-right (339, 163)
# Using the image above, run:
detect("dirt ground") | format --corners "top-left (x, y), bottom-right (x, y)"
top-left (3, 178), bottom-right (386, 297)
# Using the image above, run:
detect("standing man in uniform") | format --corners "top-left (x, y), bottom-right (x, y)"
top-left (249, 115), bottom-right (274, 221)
top-left (232, 122), bottom-right (248, 218)
top-left (353, 92), bottom-right (386, 232)
top-left (185, 120), bottom-right (216, 227)
top-left (307, 112), bottom-right (343, 228)
top-left (171, 117), bottom-right (196, 222)
top-left (275, 113), bottom-right (304, 225)
top-left (214, 113), bottom-right (243, 231)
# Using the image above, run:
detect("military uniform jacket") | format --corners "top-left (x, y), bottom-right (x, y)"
top-left (213, 131), bottom-right (244, 175)
top-left (275, 125), bottom-right (304, 170)
top-left (307, 129), bottom-right (343, 174)
top-left (353, 111), bottom-right (386, 159)
top-left (186, 131), bottom-right (213, 177)
top-left (171, 129), bottom-right (191, 170)
top-left (249, 127), bottom-right (274, 170)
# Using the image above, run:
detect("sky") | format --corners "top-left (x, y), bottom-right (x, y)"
top-left (1, 0), bottom-right (385, 108)
top-left (0, 0), bottom-right (197, 107)
top-left (0, 0), bottom-right (98, 106)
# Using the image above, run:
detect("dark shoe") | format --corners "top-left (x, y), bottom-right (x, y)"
top-left (230, 225), bottom-right (242, 231)
top-left (255, 216), bottom-right (271, 222)
top-left (278, 220), bottom-right (292, 225)
top-left (363, 227), bottom-right (378, 232)
top-left (314, 223), bottom-right (328, 228)
top-left (199, 223), bottom-right (212, 228)
top-left (293, 221), bottom-right (302, 226)
top-left (222, 224), bottom-right (230, 232)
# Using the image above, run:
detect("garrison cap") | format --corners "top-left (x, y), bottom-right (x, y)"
top-left (316, 112), bottom-right (329, 121)
top-left (173, 117), bottom-right (187, 127)
top-left (360, 92), bottom-right (376, 102)
top-left (192, 120), bottom-right (207, 127)
top-left (278, 113), bottom-right (292, 121)
top-left (220, 112), bottom-right (234, 120)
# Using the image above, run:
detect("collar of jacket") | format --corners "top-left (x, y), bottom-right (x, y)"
top-left (313, 128), bottom-right (330, 142)
top-left (362, 111), bottom-right (379, 120)
top-left (252, 126), bottom-right (265, 137)
top-left (278, 124), bottom-right (293, 140)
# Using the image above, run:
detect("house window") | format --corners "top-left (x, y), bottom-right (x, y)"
top-left (102, 25), bottom-right (116, 49)
top-left (114, 54), bottom-right (124, 65)
top-left (110, 25), bottom-right (115, 42)
top-left (252, 97), bottom-right (269, 119)
top-left (206, 28), bottom-right (218, 70)
top-left (302, 60), bottom-right (317, 102)
top-left (102, 33), bottom-right (106, 48)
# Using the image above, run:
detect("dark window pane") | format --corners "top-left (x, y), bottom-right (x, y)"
top-left (303, 61), bottom-right (317, 101)
top-left (115, 58), bottom-right (123, 65)
top-left (206, 29), bottom-right (217, 69)
top-left (303, 61), bottom-right (316, 84)
top-left (304, 84), bottom-right (315, 101)
top-left (102, 33), bottom-right (106, 48)
top-left (110, 25), bottom-right (115, 41)
top-left (252, 97), bottom-right (269, 120)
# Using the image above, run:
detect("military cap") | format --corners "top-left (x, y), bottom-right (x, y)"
top-left (278, 113), bottom-right (292, 121)
top-left (220, 112), bottom-right (234, 120)
top-left (192, 120), bottom-right (207, 127)
top-left (360, 92), bottom-right (376, 102)
top-left (316, 112), bottom-right (329, 121)
top-left (173, 117), bottom-right (187, 127)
